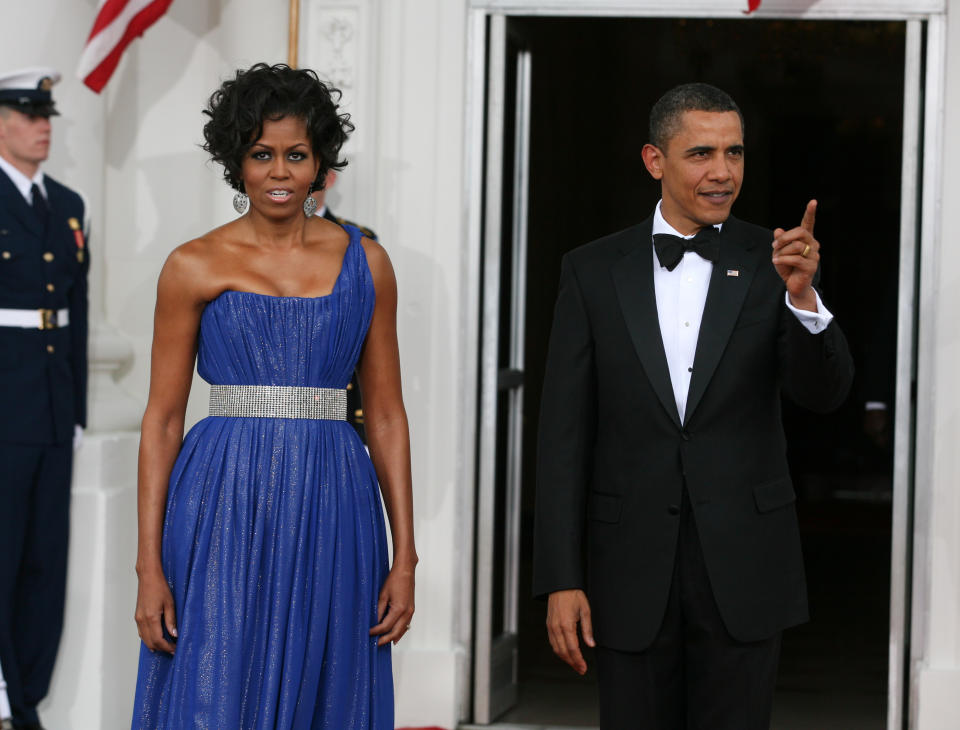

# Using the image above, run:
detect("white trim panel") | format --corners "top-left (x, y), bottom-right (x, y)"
top-left (474, 14), bottom-right (509, 724)
top-left (910, 10), bottom-right (947, 730)
top-left (469, 0), bottom-right (945, 18)
top-left (458, 7), bottom-right (490, 724)
top-left (887, 17), bottom-right (922, 730)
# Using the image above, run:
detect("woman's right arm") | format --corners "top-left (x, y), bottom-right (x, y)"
top-left (134, 244), bottom-right (209, 653)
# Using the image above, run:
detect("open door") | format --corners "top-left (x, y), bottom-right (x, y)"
top-left (889, 19), bottom-right (924, 730)
top-left (472, 13), bottom-right (533, 725)
top-left (466, 8), bottom-right (928, 728)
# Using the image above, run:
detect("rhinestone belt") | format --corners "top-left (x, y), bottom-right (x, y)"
top-left (208, 385), bottom-right (347, 420)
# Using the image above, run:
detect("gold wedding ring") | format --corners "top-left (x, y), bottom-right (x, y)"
top-left (801, 244), bottom-right (811, 258)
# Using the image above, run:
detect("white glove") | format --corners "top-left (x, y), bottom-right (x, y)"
top-left (74, 424), bottom-right (84, 451)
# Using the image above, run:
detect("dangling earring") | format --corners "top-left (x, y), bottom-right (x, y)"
top-left (233, 191), bottom-right (249, 215)
top-left (303, 187), bottom-right (318, 218)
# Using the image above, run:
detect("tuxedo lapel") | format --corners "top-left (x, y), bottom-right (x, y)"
top-left (0, 167), bottom-right (43, 237)
top-left (612, 220), bottom-right (682, 429)
top-left (685, 217), bottom-right (758, 423)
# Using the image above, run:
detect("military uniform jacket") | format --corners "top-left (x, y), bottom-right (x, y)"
top-left (0, 168), bottom-right (88, 444)
top-left (533, 215), bottom-right (854, 651)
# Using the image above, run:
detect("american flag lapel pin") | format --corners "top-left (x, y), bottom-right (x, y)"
top-left (726, 269), bottom-right (740, 277)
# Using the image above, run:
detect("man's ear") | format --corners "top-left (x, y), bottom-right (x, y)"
top-left (641, 143), bottom-right (665, 180)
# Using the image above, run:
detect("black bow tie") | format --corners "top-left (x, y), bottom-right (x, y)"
top-left (653, 226), bottom-right (721, 271)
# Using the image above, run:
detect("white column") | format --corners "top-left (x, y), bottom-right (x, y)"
top-left (41, 431), bottom-right (141, 729)
top-left (364, 0), bottom-right (471, 725)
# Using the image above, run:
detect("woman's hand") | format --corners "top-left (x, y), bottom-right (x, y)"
top-left (369, 559), bottom-right (416, 646)
top-left (135, 566), bottom-right (178, 654)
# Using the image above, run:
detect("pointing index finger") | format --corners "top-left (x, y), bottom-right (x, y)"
top-left (801, 199), bottom-right (817, 234)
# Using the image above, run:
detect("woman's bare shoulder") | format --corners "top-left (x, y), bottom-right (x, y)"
top-left (358, 235), bottom-right (397, 302)
top-left (358, 234), bottom-right (391, 272)
top-left (305, 215), bottom-right (351, 251)
top-left (158, 226), bottom-right (237, 302)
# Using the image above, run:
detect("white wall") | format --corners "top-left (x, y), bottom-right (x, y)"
top-left (362, 2), bottom-right (472, 724)
top-left (0, 0), bottom-right (106, 309)
top-left (104, 0), bottom-right (288, 430)
top-left (2, 0), bottom-right (472, 727)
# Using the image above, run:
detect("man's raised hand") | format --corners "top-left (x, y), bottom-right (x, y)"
top-left (546, 589), bottom-right (596, 675)
top-left (772, 199), bottom-right (820, 312)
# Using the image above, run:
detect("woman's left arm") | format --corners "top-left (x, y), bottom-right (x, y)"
top-left (358, 237), bottom-right (417, 646)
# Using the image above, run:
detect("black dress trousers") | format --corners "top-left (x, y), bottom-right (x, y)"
top-left (0, 442), bottom-right (72, 727)
top-left (595, 488), bottom-right (782, 730)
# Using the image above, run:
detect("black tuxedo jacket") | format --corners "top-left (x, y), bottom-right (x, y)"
top-left (0, 168), bottom-right (88, 444)
top-left (533, 215), bottom-right (853, 651)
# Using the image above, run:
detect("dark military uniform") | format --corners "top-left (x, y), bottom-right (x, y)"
top-left (0, 69), bottom-right (88, 730)
top-left (322, 207), bottom-right (376, 443)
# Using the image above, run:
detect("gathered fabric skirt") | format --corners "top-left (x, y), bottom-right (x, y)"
top-left (131, 416), bottom-right (393, 729)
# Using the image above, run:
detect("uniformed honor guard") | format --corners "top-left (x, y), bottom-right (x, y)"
top-left (310, 170), bottom-right (377, 443)
top-left (0, 68), bottom-right (89, 730)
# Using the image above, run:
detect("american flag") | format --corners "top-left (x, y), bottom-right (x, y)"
top-left (77, 0), bottom-right (175, 93)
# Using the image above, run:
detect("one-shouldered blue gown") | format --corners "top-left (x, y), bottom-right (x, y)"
top-left (131, 226), bottom-right (393, 729)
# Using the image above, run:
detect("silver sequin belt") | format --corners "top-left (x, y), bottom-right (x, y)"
top-left (208, 384), bottom-right (348, 420)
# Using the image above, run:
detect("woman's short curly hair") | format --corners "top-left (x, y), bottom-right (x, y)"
top-left (202, 63), bottom-right (354, 193)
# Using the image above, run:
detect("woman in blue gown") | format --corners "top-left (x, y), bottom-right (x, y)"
top-left (131, 63), bottom-right (416, 729)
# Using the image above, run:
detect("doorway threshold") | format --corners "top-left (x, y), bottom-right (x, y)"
top-left (460, 725), bottom-right (598, 730)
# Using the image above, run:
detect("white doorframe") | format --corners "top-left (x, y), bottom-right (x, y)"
top-left (907, 10), bottom-right (947, 730)
top-left (459, 2), bottom-right (947, 727)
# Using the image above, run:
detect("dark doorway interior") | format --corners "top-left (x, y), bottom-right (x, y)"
top-left (504, 16), bottom-right (904, 728)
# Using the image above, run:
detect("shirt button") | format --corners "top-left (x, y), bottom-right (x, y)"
top-left (684, 321), bottom-right (690, 327)
top-left (46, 344), bottom-right (55, 354)
top-left (46, 283), bottom-right (55, 292)
top-left (43, 252), bottom-right (54, 262)
top-left (687, 277), bottom-right (693, 283)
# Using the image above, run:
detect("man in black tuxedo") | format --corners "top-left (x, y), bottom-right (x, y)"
top-left (533, 83), bottom-right (853, 729)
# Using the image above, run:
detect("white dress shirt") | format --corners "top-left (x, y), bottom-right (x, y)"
top-left (0, 154), bottom-right (47, 204)
top-left (651, 201), bottom-right (833, 423)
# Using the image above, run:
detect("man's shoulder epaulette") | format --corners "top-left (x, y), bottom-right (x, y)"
top-left (334, 215), bottom-right (378, 242)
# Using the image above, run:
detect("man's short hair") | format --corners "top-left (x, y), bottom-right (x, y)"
top-left (649, 83), bottom-right (744, 150)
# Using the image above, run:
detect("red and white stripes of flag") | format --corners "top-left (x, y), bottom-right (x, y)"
top-left (77, 0), bottom-right (175, 93)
